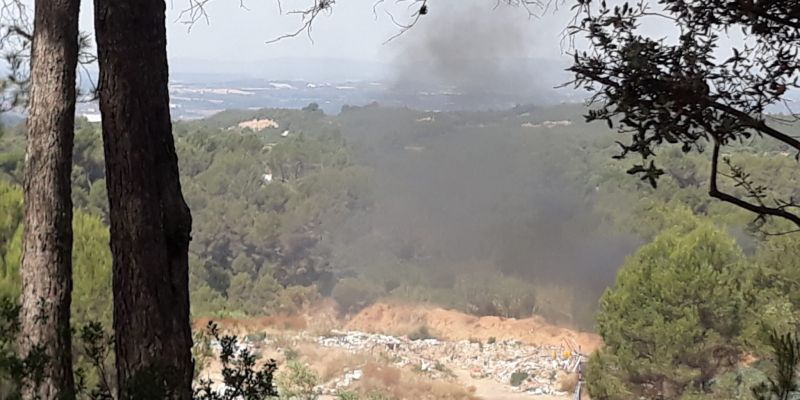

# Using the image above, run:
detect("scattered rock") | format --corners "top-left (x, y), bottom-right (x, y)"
top-left (317, 330), bottom-right (584, 396)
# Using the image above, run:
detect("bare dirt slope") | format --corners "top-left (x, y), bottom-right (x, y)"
top-left (346, 302), bottom-right (602, 353)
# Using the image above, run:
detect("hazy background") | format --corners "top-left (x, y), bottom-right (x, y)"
top-left (74, 0), bottom-right (579, 84)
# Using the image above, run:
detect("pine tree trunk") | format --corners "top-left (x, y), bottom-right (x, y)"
top-left (93, 0), bottom-right (193, 398)
top-left (18, 0), bottom-right (80, 398)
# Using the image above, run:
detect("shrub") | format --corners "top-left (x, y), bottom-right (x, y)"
top-left (273, 285), bottom-right (320, 315)
top-left (487, 337), bottom-right (496, 345)
top-left (336, 391), bottom-right (359, 400)
top-left (1, 314), bottom-right (279, 400)
top-left (192, 321), bottom-right (279, 400)
top-left (407, 326), bottom-right (435, 341)
top-left (277, 361), bottom-right (319, 400)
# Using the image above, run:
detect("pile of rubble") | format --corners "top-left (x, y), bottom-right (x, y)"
top-left (317, 330), bottom-right (583, 396)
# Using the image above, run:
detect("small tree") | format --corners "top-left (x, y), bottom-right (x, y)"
top-left (276, 361), bottom-right (318, 400)
top-left (590, 219), bottom-right (753, 398)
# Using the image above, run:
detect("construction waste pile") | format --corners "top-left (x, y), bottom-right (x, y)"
top-left (316, 330), bottom-right (583, 397)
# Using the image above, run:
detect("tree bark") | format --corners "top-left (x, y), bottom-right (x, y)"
top-left (18, 0), bottom-right (80, 398)
top-left (93, 1), bottom-right (193, 398)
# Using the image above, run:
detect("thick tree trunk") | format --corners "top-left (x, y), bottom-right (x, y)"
top-left (93, 0), bottom-right (193, 398)
top-left (18, 0), bottom-right (80, 398)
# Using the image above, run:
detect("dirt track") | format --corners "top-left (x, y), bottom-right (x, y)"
top-left (453, 370), bottom-right (570, 400)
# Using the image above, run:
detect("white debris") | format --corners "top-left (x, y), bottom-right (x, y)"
top-left (522, 120), bottom-right (573, 129)
top-left (237, 118), bottom-right (279, 131)
top-left (316, 330), bottom-right (583, 396)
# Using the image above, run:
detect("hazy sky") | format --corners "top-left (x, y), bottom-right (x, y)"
top-left (75, 0), bottom-right (577, 63)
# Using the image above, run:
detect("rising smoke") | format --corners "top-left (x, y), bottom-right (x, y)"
top-left (333, 107), bottom-right (637, 327)
top-left (387, 1), bottom-right (570, 109)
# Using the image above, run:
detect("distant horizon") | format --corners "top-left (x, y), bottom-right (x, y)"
top-left (166, 55), bottom-right (572, 83)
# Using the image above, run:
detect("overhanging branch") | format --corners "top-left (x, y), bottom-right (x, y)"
top-left (707, 101), bottom-right (800, 152)
top-left (709, 140), bottom-right (800, 228)
top-left (571, 66), bottom-right (800, 152)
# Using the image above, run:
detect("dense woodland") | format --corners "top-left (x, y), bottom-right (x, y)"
top-left (2, 102), bottom-right (800, 398)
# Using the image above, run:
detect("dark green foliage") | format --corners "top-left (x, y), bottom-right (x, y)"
top-left (73, 322), bottom-right (114, 399)
top-left (0, 296), bottom-right (24, 398)
top-left (589, 219), bottom-right (762, 398)
top-left (752, 331), bottom-right (800, 400)
top-left (1, 304), bottom-right (278, 399)
top-left (3, 105), bottom-right (800, 346)
top-left (585, 350), bottom-right (631, 400)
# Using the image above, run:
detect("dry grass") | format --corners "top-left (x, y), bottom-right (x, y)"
top-left (257, 314), bottom-right (308, 331)
top-left (296, 344), bottom-right (373, 383)
top-left (271, 332), bottom-right (300, 350)
top-left (346, 302), bottom-right (603, 352)
top-left (362, 362), bottom-right (402, 387)
top-left (192, 313), bottom-right (307, 336)
top-left (354, 362), bottom-right (477, 400)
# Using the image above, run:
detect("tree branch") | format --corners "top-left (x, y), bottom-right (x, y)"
top-left (709, 140), bottom-right (800, 228)
top-left (571, 66), bottom-right (800, 152)
top-left (707, 101), bottom-right (800, 152)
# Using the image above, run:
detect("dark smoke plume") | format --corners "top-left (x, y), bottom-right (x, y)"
top-left (334, 106), bottom-right (637, 328)
top-left (388, 1), bottom-right (568, 109)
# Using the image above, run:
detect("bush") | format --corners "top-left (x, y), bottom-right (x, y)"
top-left (336, 391), bottom-right (359, 400)
top-left (407, 326), bottom-right (435, 341)
top-left (274, 285), bottom-right (320, 315)
top-left (277, 361), bottom-right (319, 400)
top-left (487, 337), bottom-right (496, 345)
top-left (510, 371), bottom-right (529, 387)
top-left (193, 321), bottom-right (279, 400)
top-left (0, 306), bottom-right (279, 400)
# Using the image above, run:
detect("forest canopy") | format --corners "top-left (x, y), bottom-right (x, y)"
top-left (2, 102), bottom-right (800, 398)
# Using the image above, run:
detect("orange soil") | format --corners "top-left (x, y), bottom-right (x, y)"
top-left (345, 302), bottom-right (602, 353)
top-left (193, 300), bottom-right (603, 353)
